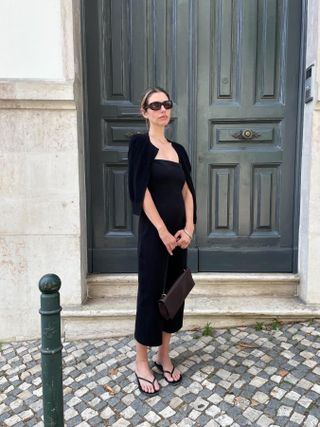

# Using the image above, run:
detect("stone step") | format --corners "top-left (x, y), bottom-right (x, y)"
top-left (61, 294), bottom-right (320, 341)
top-left (87, 273), bottom-right (299, 299)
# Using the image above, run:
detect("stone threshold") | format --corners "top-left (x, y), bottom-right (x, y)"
top-left (87, 273), bottom-right (300, 299)
top-left (87, 272), bottom-right (300, 284)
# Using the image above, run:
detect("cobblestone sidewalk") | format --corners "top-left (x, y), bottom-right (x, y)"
top-left (1, 320), bottom-right (320, 426)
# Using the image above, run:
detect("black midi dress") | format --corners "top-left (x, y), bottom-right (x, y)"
top-left (135, 159), bottom-right (187, 347)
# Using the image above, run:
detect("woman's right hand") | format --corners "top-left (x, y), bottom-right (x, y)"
top-left (158, 226), bottom-right (177, 255)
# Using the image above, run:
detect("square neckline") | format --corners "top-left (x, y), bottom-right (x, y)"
top-left (147, 134), bottom-right (180, 164)
top-left (153, 159), bottom-right (181, 165)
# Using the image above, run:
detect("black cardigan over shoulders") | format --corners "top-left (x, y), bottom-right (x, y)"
top-left (128, 133), bottom-right (197, 224)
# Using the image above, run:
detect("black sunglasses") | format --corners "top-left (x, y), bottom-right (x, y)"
top-left (145, 100), bottom-right (173, 111)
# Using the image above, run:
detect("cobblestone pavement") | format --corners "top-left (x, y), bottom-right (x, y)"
top-left (1, 321), bottom-right (320, 426)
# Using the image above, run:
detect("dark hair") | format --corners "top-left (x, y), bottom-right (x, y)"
top-left (140, 87), bottom-right (171, 111)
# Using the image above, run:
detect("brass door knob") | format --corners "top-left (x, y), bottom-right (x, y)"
top-left (242, 129), bottom-right (253, 139)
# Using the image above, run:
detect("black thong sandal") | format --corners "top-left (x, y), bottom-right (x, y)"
top-left (154, 361), bottom-right (182, 384)
top-left (135, 373), bottom-right (159, 395)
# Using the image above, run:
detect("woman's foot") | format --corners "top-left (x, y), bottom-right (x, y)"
top-left (135, 360), bottom-right (160, 394)
top-left (154, 355), bottom-right (182, 383)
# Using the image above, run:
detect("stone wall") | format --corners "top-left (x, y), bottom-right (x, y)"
top-left (0, 0), bottom-right (86, 340)
top-left (298, 0), bottom-right (320, 303)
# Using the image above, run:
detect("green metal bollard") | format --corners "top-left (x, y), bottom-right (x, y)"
top-left (39, 274), bottom-right (64, 427)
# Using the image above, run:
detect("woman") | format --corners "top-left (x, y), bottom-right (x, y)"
top-left (128, 87), bottom-right (197, 395)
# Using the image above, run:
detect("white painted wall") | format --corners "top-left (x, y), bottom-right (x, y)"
top-left (0, 0), bottom-right (86, 341)
top-left (0, 0), bottom-right (64, 79)
top-left (298, 0), bottom-right (320, 303)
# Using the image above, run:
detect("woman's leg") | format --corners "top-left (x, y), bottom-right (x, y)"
top-left (135, 342), bottom-right (160, 393)
top-left (155, 331), bottom-right (181, 382)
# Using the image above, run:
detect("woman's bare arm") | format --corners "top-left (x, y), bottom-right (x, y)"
top-left (175, 183), bottom-right (194, 249)
top-left (182, 182), bottom-right (194, 236)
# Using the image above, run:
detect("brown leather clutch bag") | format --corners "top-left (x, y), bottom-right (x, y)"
top-left (158, 268), bottom-right (195, 320)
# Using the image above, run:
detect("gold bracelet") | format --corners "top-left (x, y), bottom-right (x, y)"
top-left (183, 229), bottom-right (193, 240)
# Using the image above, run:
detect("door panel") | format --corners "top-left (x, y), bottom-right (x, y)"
top-left (196, 0), bottom-right (301, 271)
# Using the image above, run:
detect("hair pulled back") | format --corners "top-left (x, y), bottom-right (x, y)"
top-left (140, 87), bottom-right (171, 111)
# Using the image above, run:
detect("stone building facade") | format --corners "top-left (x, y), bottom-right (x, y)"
top-left (0, 0), bottom-right (319, 341)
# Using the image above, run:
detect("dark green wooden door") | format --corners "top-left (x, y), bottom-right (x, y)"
top-left (84, 0), bottom-right (302, 273)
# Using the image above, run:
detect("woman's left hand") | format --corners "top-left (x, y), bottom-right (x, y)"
top-left (174, 229), bottom-right (191, 249)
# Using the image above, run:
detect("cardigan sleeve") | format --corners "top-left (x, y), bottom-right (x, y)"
top-left (128, 134), bottom-right (153, 216)
top-left (174, 143), bottom-right (197, 224)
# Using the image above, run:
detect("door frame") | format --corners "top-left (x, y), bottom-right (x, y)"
top-left (79, 0), bottom-right (308, 274)
top-left (292, 0), bottom-right (308, 272)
